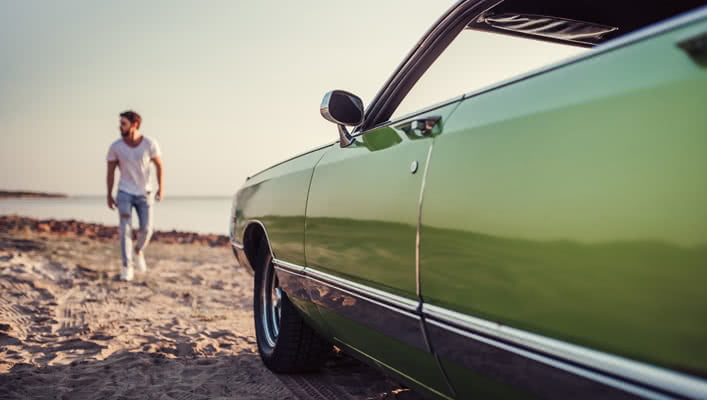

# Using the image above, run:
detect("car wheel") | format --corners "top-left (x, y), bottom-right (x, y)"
top-left (253, 241), bottom-right (331, 373)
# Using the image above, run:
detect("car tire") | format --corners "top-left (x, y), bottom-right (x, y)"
top-left (253, 241), bottom-right (331, 373)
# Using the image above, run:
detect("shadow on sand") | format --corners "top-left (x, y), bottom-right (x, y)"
top-left (0, 348), bottom-right (420, 400)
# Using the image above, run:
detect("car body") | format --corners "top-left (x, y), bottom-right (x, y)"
top-left (230, 1), bottom-right (707, 399)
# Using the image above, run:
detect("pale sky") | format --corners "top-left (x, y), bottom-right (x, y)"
top-left (0, 0), bottom-right (582, 196)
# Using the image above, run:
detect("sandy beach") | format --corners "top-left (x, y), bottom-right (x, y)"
top-left (0, 217), bottom-right (420, 400)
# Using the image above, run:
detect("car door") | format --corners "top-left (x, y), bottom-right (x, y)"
top-left (303, 101), bottom-right (459, 398)
top-left (300, 1), bottom-right (586, 395)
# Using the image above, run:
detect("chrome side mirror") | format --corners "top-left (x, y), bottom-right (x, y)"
top-left (320, 90), bottom-right (364, 147)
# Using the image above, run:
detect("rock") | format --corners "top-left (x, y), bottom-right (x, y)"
top-left (0, 216), bottom-right (229, 247)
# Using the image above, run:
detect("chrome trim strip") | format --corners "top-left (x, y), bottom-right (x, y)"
top-left (271, 260), bottom-right (428, 351)
top-left (307, 275), bottom-right (420, 321)
top-left (273, 258), bottom-right (419, 312)
top-left (286, 269), bottom-right (428, 351)
top-left (304, 266), bottom-right (419, 313)
top-left (272, 258), bottom-right (306, 274)
top-left (427, 319), bottom-right (672, 400)
top-left (273, 265), bottom-right (306, 279)
top-left (424, 304), bottom-right (707, 399)
top-left (270, 258), bottom-right (707, 397)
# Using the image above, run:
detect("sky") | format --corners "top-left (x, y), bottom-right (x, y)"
top-left (0, 0), bottom-right (582, 196)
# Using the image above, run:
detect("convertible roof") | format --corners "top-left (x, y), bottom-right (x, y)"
top-left (467, 0), bottom-right (707, 47)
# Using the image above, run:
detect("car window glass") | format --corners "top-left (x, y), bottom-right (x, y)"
top-left (390, 30), bottom-right (587, 121)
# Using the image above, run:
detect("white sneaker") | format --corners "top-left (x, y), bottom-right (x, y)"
top-left (120, 265), bottom-right (134, 281)
top-left (135, 252), bottom-right (147, 273)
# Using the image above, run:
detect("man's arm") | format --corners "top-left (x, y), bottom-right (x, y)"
top-left (152, 156), bottom-right (164, 201)
top-left (107, 160), bottom-right (118, 209)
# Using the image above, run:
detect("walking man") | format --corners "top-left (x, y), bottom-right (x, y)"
top-left (106, 110), bottom-right (164, 281)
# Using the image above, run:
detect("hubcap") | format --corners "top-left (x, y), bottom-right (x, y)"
top-left (261, 261), bottom-right (281, 348)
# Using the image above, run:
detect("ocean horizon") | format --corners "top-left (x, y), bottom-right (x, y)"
top-left (0, 195), bottom-right (233, 235)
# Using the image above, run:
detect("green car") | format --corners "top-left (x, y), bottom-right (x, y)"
top-left (230, 1), bottom-right (707, 398)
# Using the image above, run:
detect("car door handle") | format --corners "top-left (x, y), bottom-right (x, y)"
top-left (408, 116), bottom-right (442, 137)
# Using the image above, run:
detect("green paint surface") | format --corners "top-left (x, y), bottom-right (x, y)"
top-left (422, 18), bottom-right (707, 376)
top-left (234, 145), bottom-right (333, 266)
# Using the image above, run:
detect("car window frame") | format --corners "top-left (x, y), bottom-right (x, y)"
top-left (354, 0), bottom-right (500, 136)
top-left (355, 0), bottom-right (707, 139)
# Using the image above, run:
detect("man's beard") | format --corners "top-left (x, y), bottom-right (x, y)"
top-left (120, 130), bottom-right (129, 137)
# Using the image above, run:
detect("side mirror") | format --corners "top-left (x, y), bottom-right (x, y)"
top-left (320, 90), bottom-right (364, 147)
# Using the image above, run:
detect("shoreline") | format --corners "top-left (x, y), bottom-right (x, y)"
top-left (0, 190), bottom-right (68, 199)
top-left (0, 215), bottom-right (230, 247)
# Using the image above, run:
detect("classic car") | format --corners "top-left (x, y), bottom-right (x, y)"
top-left (229, 1), bottom-right (707, 398)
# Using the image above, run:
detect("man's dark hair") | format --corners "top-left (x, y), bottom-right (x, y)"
top-left (120, 110), bottom-right (142, 129)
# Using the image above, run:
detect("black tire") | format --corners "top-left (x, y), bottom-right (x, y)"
top-left (253, 241), bottom-right (330, 373)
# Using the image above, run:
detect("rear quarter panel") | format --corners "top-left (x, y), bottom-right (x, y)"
top-left (420, 16), bottom-right (707, 377)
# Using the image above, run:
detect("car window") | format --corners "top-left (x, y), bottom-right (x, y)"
top-left (390, 30), bottom-right (587, 121)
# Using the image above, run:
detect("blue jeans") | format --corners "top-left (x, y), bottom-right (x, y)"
top-left (116, 190), bottom-right (154, 267)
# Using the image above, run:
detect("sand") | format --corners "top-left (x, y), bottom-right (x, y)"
top-left (0, 230), bottom-right (421, 400)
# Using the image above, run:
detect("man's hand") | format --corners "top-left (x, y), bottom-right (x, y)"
top-left (156, 189), bottom-right (163, 201)
top-left (107, 195), bottom-right (117, 210)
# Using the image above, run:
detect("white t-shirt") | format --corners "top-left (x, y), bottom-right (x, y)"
top-left (107, 136), bottom-right (161, 196)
